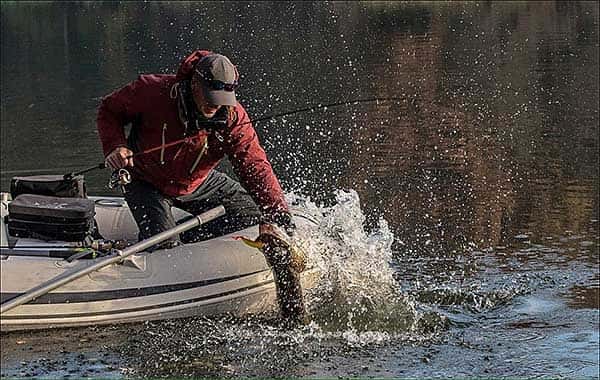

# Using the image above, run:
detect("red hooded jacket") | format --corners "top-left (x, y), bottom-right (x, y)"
top-left (97, 50), bottom-right (288, 217)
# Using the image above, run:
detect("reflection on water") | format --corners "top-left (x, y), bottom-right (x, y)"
top-left (337, 2), bottom-right (598, 258)
top-left (566, 282), bottom-right (600, 310)
top-left (1, 1), bottom-right (598, 378)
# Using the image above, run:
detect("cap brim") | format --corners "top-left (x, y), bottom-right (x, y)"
top-left (203, 85), bottom-right (237, 106)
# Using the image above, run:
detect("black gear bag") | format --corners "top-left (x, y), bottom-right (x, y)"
top-left (10, 174), bottom-right (86, 199)
top-left (7, 194), bottom-right (95, 242)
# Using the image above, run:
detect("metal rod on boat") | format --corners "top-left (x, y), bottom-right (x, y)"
top-left (0, 206), bottom-right (226, 316)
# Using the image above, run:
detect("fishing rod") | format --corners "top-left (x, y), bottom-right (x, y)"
top-left (122, 96), bottom-right (404, 158)
top-left (250, 96), bottom-right (403, 124)
top-left (7, 97), bottom-right (402, 179)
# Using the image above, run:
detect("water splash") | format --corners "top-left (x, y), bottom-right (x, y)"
top-left (114, 189), bottom-right (589, 378)
top-left (289, 190), bottom-right (447, 337)
top-left (116, 190), bottom-right (451, 378)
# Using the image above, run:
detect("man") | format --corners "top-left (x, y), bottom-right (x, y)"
top-left (97, 50), bottom-right (304, 324)
top-left (97, 50), bottom-right (291, 243)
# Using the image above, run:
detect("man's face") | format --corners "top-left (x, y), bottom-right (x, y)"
top-left (192, 80), bottom-right (221, 118)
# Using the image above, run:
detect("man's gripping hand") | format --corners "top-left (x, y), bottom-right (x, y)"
top-left (260, 211), bottom-right (295, 238)
top-left (105, 146), bottom-right (134, 170)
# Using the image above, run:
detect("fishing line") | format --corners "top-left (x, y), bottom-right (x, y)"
top-left (250, 96), bottom-right (403, 124)
top-left (1, 97), bottom-right (404, 178)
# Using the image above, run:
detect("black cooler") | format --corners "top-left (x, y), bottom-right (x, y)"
top-left (8, 194), bottom-right (96, 242)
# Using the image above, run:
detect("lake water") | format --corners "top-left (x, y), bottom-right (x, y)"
top-left (1, 1), bottom-right (598, 378)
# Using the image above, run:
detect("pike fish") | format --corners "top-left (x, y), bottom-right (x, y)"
top-left (234, 226), bottom-right (307, 326)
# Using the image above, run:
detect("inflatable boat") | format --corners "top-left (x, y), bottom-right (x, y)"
top-left (0, 175), bottom-right (319, 332)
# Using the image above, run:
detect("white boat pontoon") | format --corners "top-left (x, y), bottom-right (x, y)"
top-left (0, 188), bottom-right (319, 332)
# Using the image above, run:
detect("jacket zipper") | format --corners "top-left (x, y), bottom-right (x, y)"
top-left (160, 123), bottom-right (167, 165)
top-left (189, 138), bottom-right (208, 174)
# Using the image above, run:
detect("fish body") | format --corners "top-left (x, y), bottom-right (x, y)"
top-left (233, 229), bottom-right (308, 326)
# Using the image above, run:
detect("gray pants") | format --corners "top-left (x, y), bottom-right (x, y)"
top-left (124, 171), bottom-right (261, 244)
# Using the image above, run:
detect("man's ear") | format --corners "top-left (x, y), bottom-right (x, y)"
top-left (190, 75), bottom-right (201, 95)
top-left (189, 77), bottom-right (204, 106)
top-left (190, 77), bottom-right (198, 95)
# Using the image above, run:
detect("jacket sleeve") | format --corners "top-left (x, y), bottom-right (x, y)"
top-left (96, 77), bottom-right (147, 157)
top-left (225, 107), bottom-right (289, 218)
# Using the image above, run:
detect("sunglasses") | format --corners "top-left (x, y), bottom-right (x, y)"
top-left (195, 70), bottom-right (238, 92)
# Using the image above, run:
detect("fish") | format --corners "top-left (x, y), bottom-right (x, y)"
top-left (234, 227), bottom-right (308, 327)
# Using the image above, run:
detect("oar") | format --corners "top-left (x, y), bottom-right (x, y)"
top-left (0, 206), bottom-right (226, 315)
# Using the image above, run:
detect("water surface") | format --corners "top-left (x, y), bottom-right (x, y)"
top-left (1, 1), bottom-right (598, 378)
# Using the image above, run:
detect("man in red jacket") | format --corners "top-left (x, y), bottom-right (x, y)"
top-left (98, 50), bottom-right (305, 325)
top-left (98, 50), bottom-right (292, 246)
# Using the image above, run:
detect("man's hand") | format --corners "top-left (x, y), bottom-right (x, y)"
top-left (260, 211), bottom-right (295, 238)
top-left (259, 223), bottom-right (291, 241)
top-left (105, 146), bottom-right (134, 170)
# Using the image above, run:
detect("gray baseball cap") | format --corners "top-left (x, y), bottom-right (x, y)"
top-left (194, 54), bottom-right (238, 106)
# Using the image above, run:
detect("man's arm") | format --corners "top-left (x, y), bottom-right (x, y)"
top-left (225, 106), bottom-right (292, 230)
top-left (97, 77), bottom-right (149, 168)
top-left (227, 107), bottom-right (305, 327)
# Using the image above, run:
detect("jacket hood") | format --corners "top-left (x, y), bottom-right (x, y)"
top-left (175, 50), bottom-right (213, 81)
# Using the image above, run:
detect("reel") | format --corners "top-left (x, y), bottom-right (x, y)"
top-left (108, 168), bottom-right (132, 190)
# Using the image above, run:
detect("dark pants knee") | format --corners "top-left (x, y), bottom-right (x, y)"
top-left (176, 171), bottom-right (261, 242)
top-left (123, 180), bottom-right (178, 243)
top-left (124, 171), bottom-right (261, 244)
